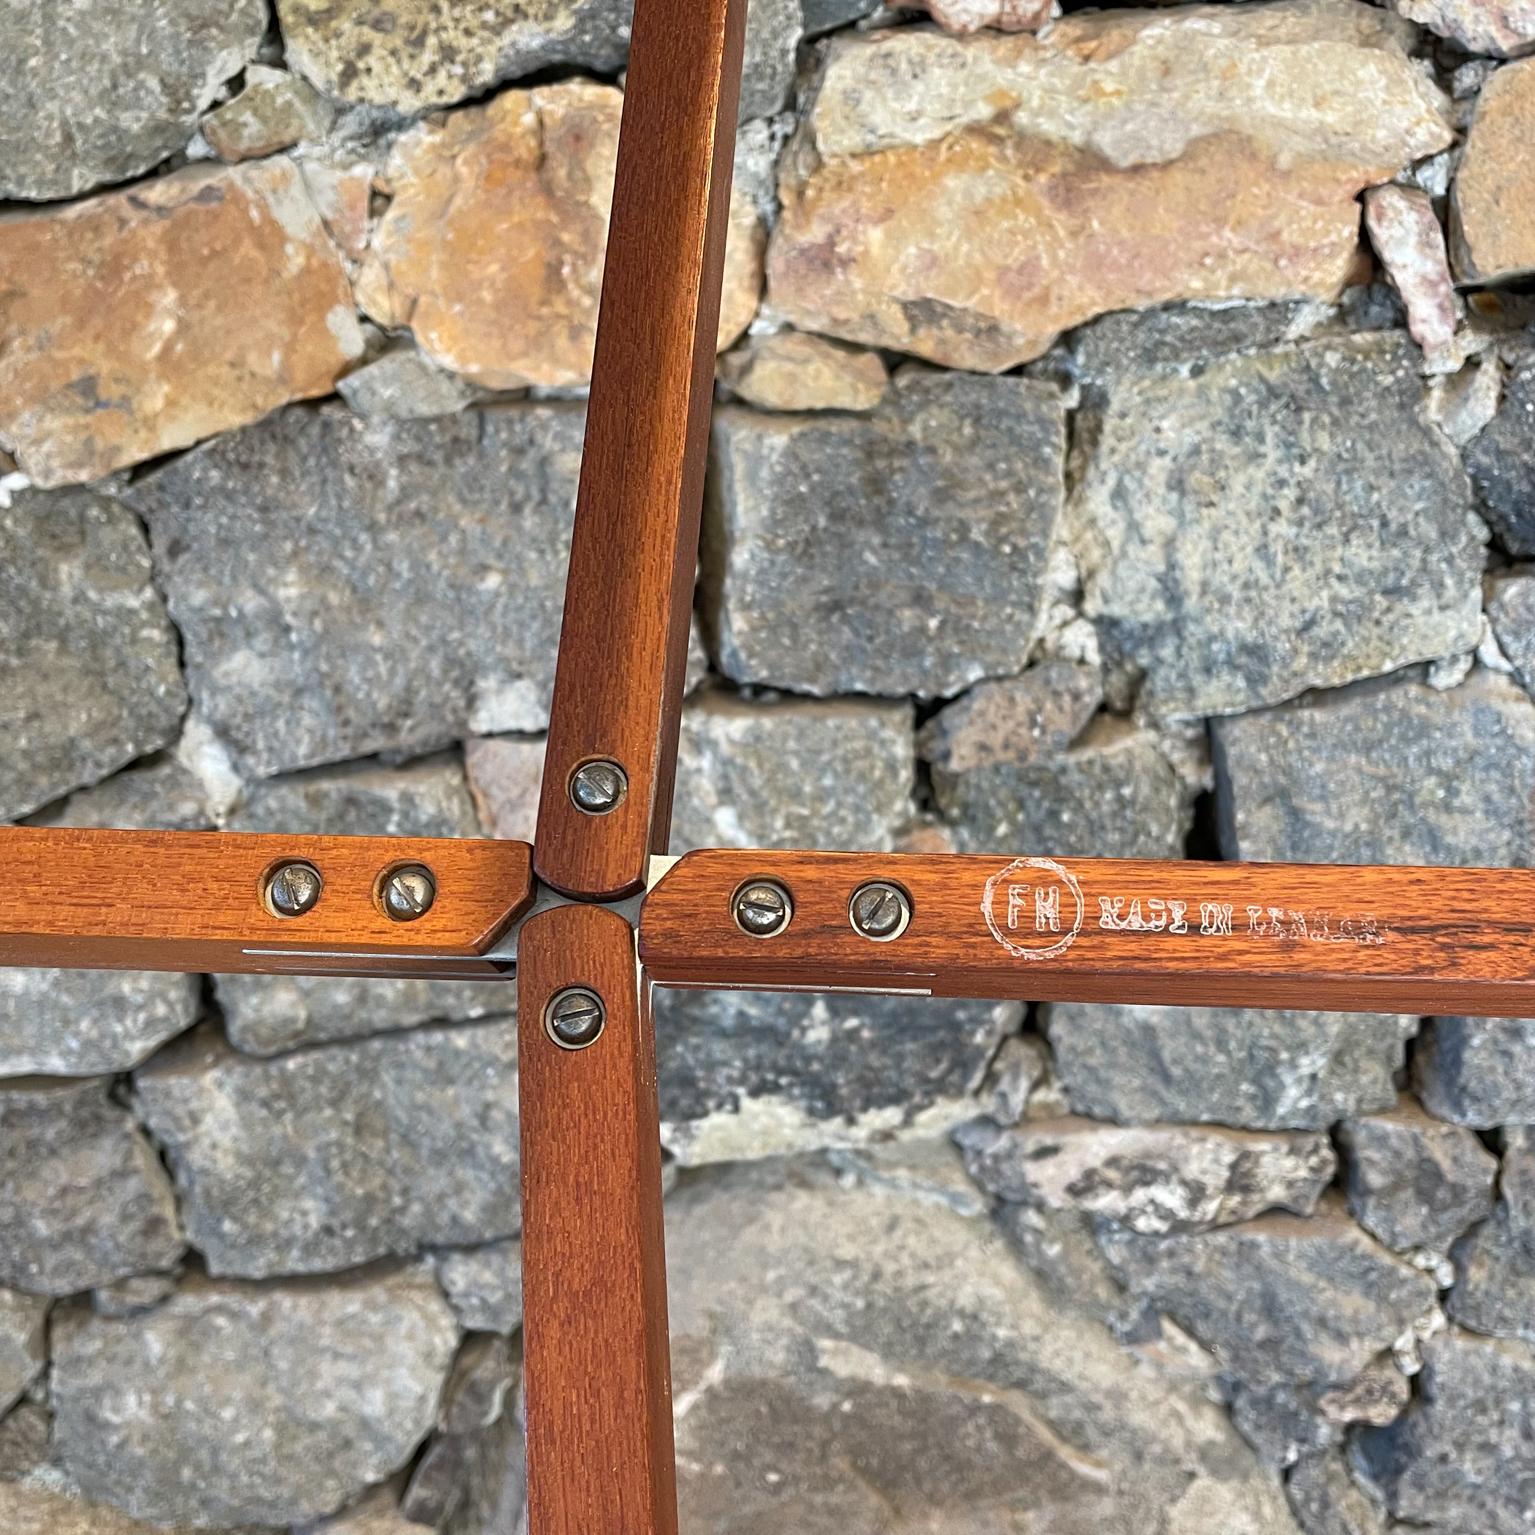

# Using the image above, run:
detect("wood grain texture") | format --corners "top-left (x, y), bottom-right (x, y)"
top-left (0, 826), bottom-right (532, 977)
top-left (640, 849), bottom-right (1535, 1016)
top-left (518, 902), bottom-right (677, 1535)
top-left (534, 0), bottom-right (749, 902)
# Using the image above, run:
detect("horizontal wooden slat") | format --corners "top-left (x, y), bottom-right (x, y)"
top-left (0, 827), bottom-right (533, 977)
top-left (640, 849), bottom-right (1535, 1017)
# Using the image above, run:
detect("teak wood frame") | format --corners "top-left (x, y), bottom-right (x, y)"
top-left (0, 0), bottom-right (1522, 1528)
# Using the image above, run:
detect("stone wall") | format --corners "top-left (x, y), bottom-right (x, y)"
top-left (3, 0), bottom-right (1535, 1530)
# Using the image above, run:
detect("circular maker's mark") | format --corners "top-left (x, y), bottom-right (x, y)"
top-left (981, 857), bottom-right (1086, 962)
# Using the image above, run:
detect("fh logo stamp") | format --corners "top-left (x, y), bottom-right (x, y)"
top-left (981, 857), bottom-right (1086, 961)
top-left (980, 857), bottom-right (1389, 963)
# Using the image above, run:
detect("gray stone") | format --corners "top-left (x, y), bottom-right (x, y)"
top-left (704, 371), bottom-right (1065, 697)
top-left (218, 965), bottom-right (507, 1060)
top-left (0, 967), bottom-right (201, 1078)
top-left (1071, 302), bottom-right (1321, 386)
top-left (1355, 1328), bottom-right (1535, 1533)
top-left (1418, 1015), bottom-right (1535, 1125)
top-left (1447, 1202), bottom-right (1535, 1343)
top-left (401, 1336), bottom-right (517, 1526)
top-left (1447, 1128), bottom-right (1535, 1343)
top-left (1099, 1200), bottom-right (1438, 1392)
top-left (1340, 1097), bottom-right (1497, 1253)
top-left (1214, 669), bottom-right (1535, 866)
top-left (0, 1400), bottom-right (50, 1483)
top-left (338, 349), bottom-right (477, 422)
top-left (919, 660), bottom-right (1103, 777)
top-left (1286, 1452), bottom-right (1392, 1535)
top-left (1048, 1004), bottom-right (1416, 1130)
top-left (231, 755), bottom-right (481, 839)
top-left (978, 1032), bottom-right (1048, 1126)
top-left (426, 1381), bottom-right (526, 1535)
top-left (0, 0), bottom-right (265, 200)
top-left (278, 0), bottom-right (631, 112)
top-left (216, 756), bottom-right (503, 1054)
top-left (134, 1022), bottom-right (519, 1278)
top-left (920, 660), bottom-right (1199, 858)
top-left (298, 1485), bottom-right (434, 1534)
top-left (956, 1117), bottom-right (1335, 1235)
top-left (931, 714), bottom-right (1195, 859)
top-left (826, 1137), bottom-right (990, 1217)
top-left (129, 405), bottom-right (582, 778)
top-left (52, 1265), bottom-right (458, 1527)
top-left (1234, 1363), bottom-right (1412, 1478)
top-left (36, 757), bottom-right (213, 833)
top-left (656, 991), bottom-right (1016, 1164)
top-left (1489, 568), bottom-right (1535, 699)
top-left (432, 1240), bottom-right (523, 1336)
top-left (670, 692), bottom-right (913, 853)
top-left (741, 0), bottom-right (803, 120)
top-left (0, 1289), bottom-right (46, 1417)
top-left (992, 1201), bottom-right (1132, 1331)
top-left (1, 488), bottom-right (187, 822)
top-left (666, 1157), bottom-right (1298, 1533)
top-left (0, 1078), bottom-right (183, 1298)
top-left (1501, 1125), bottom-right (1535, 1220)
top-left (1071, 337), bottom-right (1483, 719)
top-left (1468, 355), bottom-right (1535, 555)
top-left (1230, 1383), bottom-right (1337, 1471)
top-left (11, 755), bottom-right (212, 1080)
top-left (801, 0), bottom-right (881, 35)
top-left (92, 1273), bottom-right (179, 1318)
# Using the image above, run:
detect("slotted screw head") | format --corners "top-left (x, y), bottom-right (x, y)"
top-left (850, 881), bottom-right (911, 941)
top-left (733, 881), bottom-right (792, 938)
top-left (569, 760), bottom-right (627, 815)
top-left (546, 987), bottom-right (606, 1050)
top-left (266, 862), bottom-right (322, 918)
top-left (382, 865), bottom-right (436, 922)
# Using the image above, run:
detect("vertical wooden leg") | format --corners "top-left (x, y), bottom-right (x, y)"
top-left (518, 902), bottom-right (677, 1534)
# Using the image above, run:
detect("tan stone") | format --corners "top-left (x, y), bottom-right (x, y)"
top-left (300, 157), bottom-right (376, 262)
top-left (0, 159), bottom-right (362, 487)
top-left (1394, 0), bottom-right (1535, 57)
top-left (0, 1482), bottom-right (253, 1535)
top-left (202, 64), bottom-right (335, 161)
top-left (906, 0), bottom-right (1058, 31)
top-left (718, 330), bottom-right (888, 411)
top-left (358, 82), bottom-right (762, 390)
top-left (768, 1), bottom-right (1451, 371)
top-left (1365, 184), bottom-right (1463, 373)
top-left (1454, 58), bottom-right (1535, 283)
top-left (464, 736), bottom-right (546, 842)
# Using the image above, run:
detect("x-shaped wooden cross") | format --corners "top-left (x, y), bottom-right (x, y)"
top-left (4, 0), bottom-right (1533, 1529)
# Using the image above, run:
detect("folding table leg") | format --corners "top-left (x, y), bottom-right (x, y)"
top-left (517, 902), bottom-right (676, 1534)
